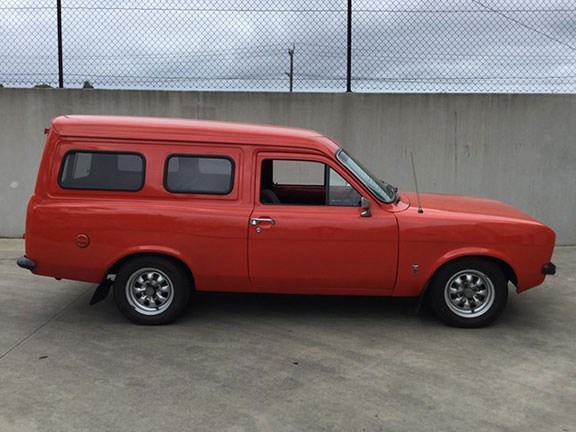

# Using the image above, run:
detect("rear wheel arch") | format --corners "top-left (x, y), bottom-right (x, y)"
top-left (107, 252), bottom-right (195, 290)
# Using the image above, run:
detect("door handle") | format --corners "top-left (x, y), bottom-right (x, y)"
top-left (250, 217), bottom-right (276, 226)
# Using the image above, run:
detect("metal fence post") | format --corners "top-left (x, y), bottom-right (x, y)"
top-left (346, 0), bottom-right (352, 92)
top-left (57, 0), bottom-right (64, 88)
top-left (286, 44), bottom-right (295, 92)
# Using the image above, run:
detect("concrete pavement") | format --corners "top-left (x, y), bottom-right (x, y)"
top-left (0, 239), bottom-right (574, 432)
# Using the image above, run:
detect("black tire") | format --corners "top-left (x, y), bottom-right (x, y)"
top-left (428, 258), bottom-right (508, 328)
top-left (113, 256), bottom-right (191, 325)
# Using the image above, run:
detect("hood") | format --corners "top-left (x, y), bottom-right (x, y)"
top-left (400, 192), bottom-right (538, 222)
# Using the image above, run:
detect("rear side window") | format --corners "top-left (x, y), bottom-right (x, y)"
top-left (59, 151), bottom-right (145, 191)
top-left (165, 155), bottom-right (234, 195)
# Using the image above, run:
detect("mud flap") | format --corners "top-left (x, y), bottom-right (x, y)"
top-left (89, 277), bottom-right (113, 305)
top-left (415, 281), bottom-right (431, 314)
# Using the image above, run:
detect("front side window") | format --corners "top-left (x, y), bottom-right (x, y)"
top-left (165, 155), bottom-right (234, 195)
top-left (59, 151), bottom-right (145, 191)
top-left (260, 159), bottom-right (361, 206)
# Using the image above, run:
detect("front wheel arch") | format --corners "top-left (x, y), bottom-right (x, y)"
top-left (424, 255), bottom-right (517, 296)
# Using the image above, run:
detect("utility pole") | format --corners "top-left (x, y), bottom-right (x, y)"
top-left (285, 43), bottom-right (295, 92)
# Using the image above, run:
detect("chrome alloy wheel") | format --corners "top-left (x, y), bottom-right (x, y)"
top-left (125, 268), bottom-right (174, 315)
top-left (444, 269), bottom-right (495, 318)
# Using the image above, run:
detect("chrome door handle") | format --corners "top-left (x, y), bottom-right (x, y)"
top-left (250, 217), bottom-right (276, 226)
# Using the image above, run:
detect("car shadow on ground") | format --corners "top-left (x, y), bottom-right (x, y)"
top-left (194, 291), bottom-right (424, 319)
top-left (83, 284), bottom-right (544, 330)
top-left (82, 284), bottom-right (439, 326)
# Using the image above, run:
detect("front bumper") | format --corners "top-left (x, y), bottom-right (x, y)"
top-left (17, 256), bottom-right (36, 271)
top-left (542, 262), bottom-right (556, 275)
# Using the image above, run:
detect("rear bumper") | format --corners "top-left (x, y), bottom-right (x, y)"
top-left (17, 256), bottom-right (36, 271)
top-left (542, 262), bottom-right (556, 275)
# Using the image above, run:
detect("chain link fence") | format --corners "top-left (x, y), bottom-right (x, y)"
top-left (1, 0), bottom-right (575, 92)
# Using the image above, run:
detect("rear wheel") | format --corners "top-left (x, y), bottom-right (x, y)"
top-left (113, 256), bottom-right (191, 325)
top-left (428, 258), bottom-right (508, 328)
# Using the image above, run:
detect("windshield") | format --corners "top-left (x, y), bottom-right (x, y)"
top-left (336, 149), bottom-right (397, 203)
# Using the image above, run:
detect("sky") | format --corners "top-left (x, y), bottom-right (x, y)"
top-left (1, 0), bottom-right (575, 92)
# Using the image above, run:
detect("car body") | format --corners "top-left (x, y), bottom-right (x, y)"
top-left (18, 115), bottom-right (556, 327)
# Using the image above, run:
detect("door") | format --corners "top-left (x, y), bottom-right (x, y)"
top-left (248, 153), bottom-right (398, 294)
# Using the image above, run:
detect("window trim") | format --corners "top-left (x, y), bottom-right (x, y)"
top-left (58, 149), bottom-right (146, 192)
top-left (163, 153), bottom-right (235, 195)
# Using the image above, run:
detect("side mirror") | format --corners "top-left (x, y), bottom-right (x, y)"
top-left (360, 197), bottom-right (372, 218)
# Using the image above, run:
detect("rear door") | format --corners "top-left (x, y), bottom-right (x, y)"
top-left (248, 152), bottom-right (398, 294)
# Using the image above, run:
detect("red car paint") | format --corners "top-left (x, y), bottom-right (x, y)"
top-left (22, 115), bottom-right (555, 297)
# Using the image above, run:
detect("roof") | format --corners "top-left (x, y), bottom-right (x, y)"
top-left (51, 115), bottom-right (336, 152)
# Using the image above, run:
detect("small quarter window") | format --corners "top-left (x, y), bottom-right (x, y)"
top-left (59, 151), bottom-right (145, 191)
top-left (165, 155), bottom-right (234, 195)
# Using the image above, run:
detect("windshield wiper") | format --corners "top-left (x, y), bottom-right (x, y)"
top-left (381, 180), bottom-right (399, 203)
top-left (387, 184), bottom-right (400, 203)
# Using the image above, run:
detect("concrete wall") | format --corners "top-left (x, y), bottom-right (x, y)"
top-left (1, 89), bottom-right (574, 244)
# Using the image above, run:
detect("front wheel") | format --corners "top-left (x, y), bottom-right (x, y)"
top-left (428, 259), bottom-right (508, 328)
top-left (113, 256), bottom-right (191, 325)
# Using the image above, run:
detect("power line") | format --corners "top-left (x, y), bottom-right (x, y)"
top-left (2, 6), bottom-right (576, 13)
top-left (471, 0), bottom-right (576, 52)
top-left (4, 72), bottom-right (575, 81)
